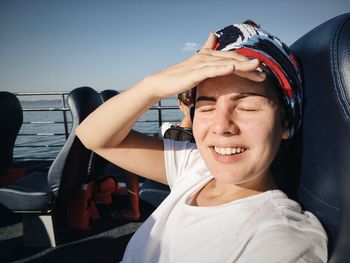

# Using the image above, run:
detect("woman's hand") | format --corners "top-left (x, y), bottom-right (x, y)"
top-left (146, 33), bottom-right (266, 99)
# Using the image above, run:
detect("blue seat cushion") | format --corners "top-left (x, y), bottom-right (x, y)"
top-left (0, 171), bottom-right (55, 212)
top-left (139, 180), bottom-right (170, 207)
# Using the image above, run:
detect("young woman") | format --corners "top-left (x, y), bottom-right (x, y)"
top-left (160, 90), bottom-right (193, 138)
top-left (76, 22), bottom-right (327, 262)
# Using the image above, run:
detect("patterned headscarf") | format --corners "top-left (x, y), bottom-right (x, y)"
top-left (192, 22), bottom-right (303, 139)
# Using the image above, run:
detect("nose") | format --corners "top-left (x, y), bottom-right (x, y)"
top-left (212, 106), bottom-right (239, 136)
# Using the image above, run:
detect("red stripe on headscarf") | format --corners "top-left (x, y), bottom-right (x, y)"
top-left (214, 42), bottom-right (220, 50)
top-left (232, 48), bottom-right (293, 99)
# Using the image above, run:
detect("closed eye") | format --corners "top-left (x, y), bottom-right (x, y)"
top-left (198, 107), bottom-right (215, 112)
top-left (238, 107), bottom-right (259, 112)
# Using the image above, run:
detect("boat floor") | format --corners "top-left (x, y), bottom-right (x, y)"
top-left (0, 195), bottom-right (155, 263)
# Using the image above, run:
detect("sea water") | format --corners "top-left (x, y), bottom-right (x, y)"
top-left (15, 97), bottom-right (182, 160)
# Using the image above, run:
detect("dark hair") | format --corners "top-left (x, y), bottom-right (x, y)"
top-left (177, 91), bottom-right (191, 106)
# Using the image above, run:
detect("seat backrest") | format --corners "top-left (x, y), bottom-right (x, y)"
top-left (0, 92), bottom-right (23, 177)
top-left (88, 89), bottom-right (120, 179)
top-left (47, 87), bottom-right (102, 199)
top-left (100, 89), bottom-right (119, 102)
top-left (277, 13), bottom-right (350, 261)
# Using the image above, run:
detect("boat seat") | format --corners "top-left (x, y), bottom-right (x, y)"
top-left (0, 87), bottom-right (102, 247)
top-left (138, 179), bottom-right (170, 207)
top-left (100, 89), bottom-right (120, 102)
top-left (88, 89), bottom-right (125, 182)
top-left (274, 13), bottom-right (350, 262)
top-left (0, 91), bottom-right (23, 177)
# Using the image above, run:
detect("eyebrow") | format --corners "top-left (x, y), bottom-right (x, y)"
top-left (195, 92), bottom-right (268, 103)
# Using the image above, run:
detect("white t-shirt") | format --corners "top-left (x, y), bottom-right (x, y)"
top-left (121, 140), bottom-right (328, 263)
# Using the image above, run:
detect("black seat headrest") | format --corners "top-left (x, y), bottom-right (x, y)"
top-left (89, 89), bottom-right (120, 177)
top-left (0, 92), bottom-right (23, 177)
top-left (48, 87), bottom-right (102, 197)
top-left (68, 87), bottom-right (103, 125)
top-left (100, 89), bottom-right (119, 102)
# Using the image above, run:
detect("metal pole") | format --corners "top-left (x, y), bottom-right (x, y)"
top-left (158, 100), bottom-right (162, 128)
top-left (61, 94), bottom-right (69, 139)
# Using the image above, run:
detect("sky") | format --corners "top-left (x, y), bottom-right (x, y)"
top-left (1, 0), bottom-right (349, 95)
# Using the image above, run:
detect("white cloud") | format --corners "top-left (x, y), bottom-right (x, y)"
top-left (182, 42), bottom-right (199, 52)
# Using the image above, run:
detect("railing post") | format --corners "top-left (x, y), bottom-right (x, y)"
top-left (61, 94), bottom-right (69, 139)
top-left (158, 100), bottom-right (162, 128)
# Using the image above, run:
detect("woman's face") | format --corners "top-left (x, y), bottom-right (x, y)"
top-left (193, 74), bottom-right (289, 188)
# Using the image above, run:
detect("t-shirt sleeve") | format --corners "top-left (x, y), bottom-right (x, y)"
top-left (236, 226), bottom-right (328, 263)
top-left (163, 139), bottom-right (196, 188)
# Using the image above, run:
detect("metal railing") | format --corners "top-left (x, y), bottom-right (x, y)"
top-left (15, 91), bottom-right (71, 140)
top-left (13, 91), bottom-right (181, 161)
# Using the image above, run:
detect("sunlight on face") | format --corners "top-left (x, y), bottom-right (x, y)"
top-left (193, 74), bottom-right (289, 189)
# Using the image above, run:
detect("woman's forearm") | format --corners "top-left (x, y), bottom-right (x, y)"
top-left (76, 77), bottom-right (161, 151)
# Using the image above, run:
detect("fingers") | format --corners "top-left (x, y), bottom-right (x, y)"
top-left (195, 48), bottom-right (266, 81)
top-left (189, 61), bottom-right (266, 87)
top-left (233, 58), bottom-right (260, 71)
top-left (234, 70), bottom-right (266, 82)
top-left (199, 48), bottom-right (250, 62)
top-left (201, 33), bottom-right (248, 62)
top-left (195, 55), bottom-right (265, 77)
top-left (228, 59), bottom-right (266, 81)
top-left (198, 65), bottom-right (265, 82)
top-left (198, 49), bottom-right (261, 81)
top-left (202, 33), bottom-right (217, 49)
top-left (195, 58), bottom-right (257, 73)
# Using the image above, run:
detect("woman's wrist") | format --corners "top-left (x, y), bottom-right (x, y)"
top-left (139, 75), bottom-right (166, 101)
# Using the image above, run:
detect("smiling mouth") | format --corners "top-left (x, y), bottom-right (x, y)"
top-left (213, 146), bottom-right (247, 155)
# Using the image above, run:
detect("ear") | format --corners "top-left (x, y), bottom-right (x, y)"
top-left (281, 120), bottom-right (290, 140)
top-left (282, 128), bottom-right (290, 140)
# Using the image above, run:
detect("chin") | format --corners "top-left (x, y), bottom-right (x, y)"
top-left (210, 169), bottom-right (247, 185)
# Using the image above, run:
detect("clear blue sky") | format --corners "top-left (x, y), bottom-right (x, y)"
top-left (1, 0), bottom-right (349, 93)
